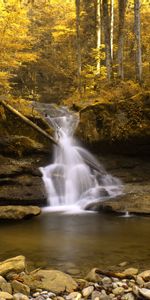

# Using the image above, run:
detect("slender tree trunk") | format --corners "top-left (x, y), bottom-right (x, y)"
top-left (102, 0), bottom-right (113, 81)
top-left (134, 0), bottom-right (142, 82)
top-left (75, 0), bottom-right (82, 94)
top-left (110, 0), bottom-right (114, 60)
top-left (96, 0), bottom-right (101, 73)
top-left (118, 0), bottom-right (127, 80)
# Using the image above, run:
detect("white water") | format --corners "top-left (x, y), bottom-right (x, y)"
top-left (40, 108), bottom-right (123, 211)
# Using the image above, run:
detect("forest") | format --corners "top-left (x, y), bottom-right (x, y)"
top-left (0, 0), bottom-right (149, 105)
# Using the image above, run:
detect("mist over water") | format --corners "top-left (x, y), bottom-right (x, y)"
top-left (40, 108), bottom-right (123, 211)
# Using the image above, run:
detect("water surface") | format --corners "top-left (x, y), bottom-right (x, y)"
top-left (0, 211), bottom-right (150, 275)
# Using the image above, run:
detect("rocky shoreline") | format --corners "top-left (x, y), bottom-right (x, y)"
top-left (0, 256), bottom-right (150, 300)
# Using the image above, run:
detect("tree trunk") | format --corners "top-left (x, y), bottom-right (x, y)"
top-left (102, 0), bottom-right (113, 81)
top-left (75, 0), bottom-right (82, 94)
top-left (134, 0), bottom-right (142, 82)
top-left (96, 0), bottom-right (101, 73)
top-left (110, 0), bottom-right (114, 60)
top-left (118, 0), bottom-right (127, 80)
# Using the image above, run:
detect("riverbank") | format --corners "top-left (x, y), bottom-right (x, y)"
top-left (0, 256), bottom-right (150, 300)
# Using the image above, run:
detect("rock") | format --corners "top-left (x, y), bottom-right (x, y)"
top-left (86, 193), bottom-right (150, 214)
top-left (139, 288), bottom-right (150, 299)
top-left (0, 256), bottom-right (25, 276)
top-left (66, 292), bottom-right (82, 300)
top-left (13, 293), bottom-right (29, 300)
top-left (102, 277), bottom-right (112, 285)
top-left (121, 293), bottom-right (135, 300)
top-left (136, 276), bottom-right (144, 287)
top-left (1, 282), bottom-right (12, 294)
top-left (144, 282), bottom-right (150, 289)
top-left (0, 206), bottom-right (41, 220)
top-left (0, 291), bottom-right (13, 299)
top-left (85, 268), bottom-right (102, 283)
top-left (82, 286), bottom-right (94, 297)
top-left (65, 268), bottom-right (80, 276)
top-left (112, 287), bottom-right (125, 296)
top-left (119, 262), bottom-right (128, 267)
top-left (12, 280), bottom-right (30, 296)
top-left (22, 270), bottom-right (78, 293)
top-left (139, 270), bottom-right (150, 281)
top-left (92, 291), bottom-right (102, 300)
top-left (0, 275), bottom-right (7, 286)
top-left (123, 268), bottom-right (138, 276)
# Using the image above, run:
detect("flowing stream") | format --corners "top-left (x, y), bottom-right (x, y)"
top-left (40, 108), bottom-right (123, 210)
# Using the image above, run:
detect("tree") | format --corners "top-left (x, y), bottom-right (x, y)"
top-left (102, 0), bottom-right (113, 81)
top-left (110, 0), bottom-right (114, 60)
top-left (96, 0), bottom-right (101, 73)
top-left (118, 0), bottom-right (127, 79)
top-left (75, 0), bottom-right (82, 94)
top-left (134, 0), bottom-right (142, 82)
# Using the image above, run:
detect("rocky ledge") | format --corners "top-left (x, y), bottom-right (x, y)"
top-left (0, 206), bottom-right (41, 220)
top-left (0, 256), bottom-right (150, 300)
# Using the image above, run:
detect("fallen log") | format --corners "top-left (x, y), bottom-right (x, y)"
top-left (0, 100), bottom-right (58, 145)
top-left (95, 268), bottom-right (135, 279)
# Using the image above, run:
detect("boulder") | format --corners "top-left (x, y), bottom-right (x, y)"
top-left (0, 256), bottom-right (25, 276)
top-left (0, 206), bottom-right (41, 220)
top-left (22, 269), bottom-right (78, 293)
top-left (11, 280), bottom-right (30, 296)
top-left (85, 193), bottom-right (150, 215)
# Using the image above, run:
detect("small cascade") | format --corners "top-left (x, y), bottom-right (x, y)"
top-left (40, 107), bottom-right (123, 210)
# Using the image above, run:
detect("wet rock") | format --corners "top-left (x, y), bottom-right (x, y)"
top-left (112, 287), bottom-right (124, 296)
top-left (0, 275), bottom-right (7, 286)
top-left (144, 282), bottom-right (150, 289)
top-left (139, 288), bottom-right (150, 299)
top-left (0, 291), bottom-right (13, 299)
top-left (118, 262), bottom-right (128, 268)
top-left (13, 293), bottom-right (29, 300)
top-left (102, 277), bottom-right (112, 285)
top-left (92, 291), bottom-right (102, 300)
top-left (66, 292), bottom-right (82, 300)
top-left (123, 268), bottom-right (138, 276)
top-left (22, 270), bottom-right (78, 293)
top-left (136, 276), bottom-right (144, 287)
top-left (0, 206), bottom-right (41, 220)
top-left (12, 280), bottom-right (30, 296)
top-left (0, 256), bottom-right (25, 276)
top-left (82, 286), bottom-right (94, 297)
top-left (1, 282), bottom-right (12, 294)
top-left (139, 270), bottom-right (150, 281)
top-left (121, 293), bottom-right (135, 300)
top-left (85, 268), bottom-right (102, 283)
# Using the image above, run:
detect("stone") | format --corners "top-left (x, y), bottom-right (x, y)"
top-left (136, 276), bottom-right (144, 287)
top-left (139, 288), bottom-right (150, 299)
top-left (0, 206), bottom-right (41, 220)
top-left (121, 293), bottom-right (135, 300)
top-left (144, 282), bottom-right (150, 289)
top-left (119, 262), bottom-right (128, 268)
top-left (82, 286), bottom-right (94, 297)
top-left (0, 256), bottom-right (25, 276)
top-left (139, 270), bottom-right (150, 281)
top-left (12, 280), bottom-right (30, 296)
top-left (0, 291), bottom-right (13, 299)
top-left (102, 277), bottom-right (112, 285)
top-left (123, 268), bottom-right (138, 276)
top-left (13, 293), bottom-right (29, 300)
top-left (22, 269), bottom-right (78, 293)
top-left (112, 287), bottom-right (125, 296)
top-left (85, 268), bottom-right (102, 283)
top-left (92, 291), bottom-right (102, 300)
top-left (0, 275), bottom-right (7, 286)
top-left (1, 282), bottom-right (12, 294)
top-left (66, 292), bottom-right (82, 300)
top-left (66, 268), bottom-right (80, 276)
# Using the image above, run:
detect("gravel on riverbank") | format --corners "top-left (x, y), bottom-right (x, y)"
top-left (0, 256), bottom-right (150, 300)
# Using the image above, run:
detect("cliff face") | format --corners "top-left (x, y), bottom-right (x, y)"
top-left (76, 91), bottom-right (150, 156)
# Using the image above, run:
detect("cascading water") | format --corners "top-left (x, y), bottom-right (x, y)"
top-left (40, 107), bottom-right (123, 211)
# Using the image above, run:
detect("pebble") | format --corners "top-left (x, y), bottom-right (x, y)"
top-left (123, 268), bottom-right (138, 276)
top-left (139, 288), bottom-right (150, 300)
top-left (144, 282), bottom-right (150, 289)
top-left (112, 287), bottom-right (125, 296)
top-left (0, 291), bottom-right (13, 299)
top-left (119, 262), bottom-right (128, 268)
top-left (139, 270), bottom-right (150, 281)
top-left (92, 291), bottom-right (102, 300)
top-left (121, 292), bottom-right (135, 300)
top-left (102, 277), bottom-right (112, 285)
top-left (66, 292), bottom-right (82, 300)
top-left (82, 286), bottom-right (94, 297)
top-left (136, 275), bottom-right (144, 287)
top-left (13, 293), bottom-right (29, 300)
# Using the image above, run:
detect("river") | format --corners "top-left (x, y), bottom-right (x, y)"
top-left (0, 211), bottom-right (150, 275)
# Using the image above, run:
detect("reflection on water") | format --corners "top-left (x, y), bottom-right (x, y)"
top-left (0, 212), bottom-right (150, 274)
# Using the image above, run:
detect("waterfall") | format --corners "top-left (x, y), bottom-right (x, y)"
top-left (40, 107), bottom-right (123, 211)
